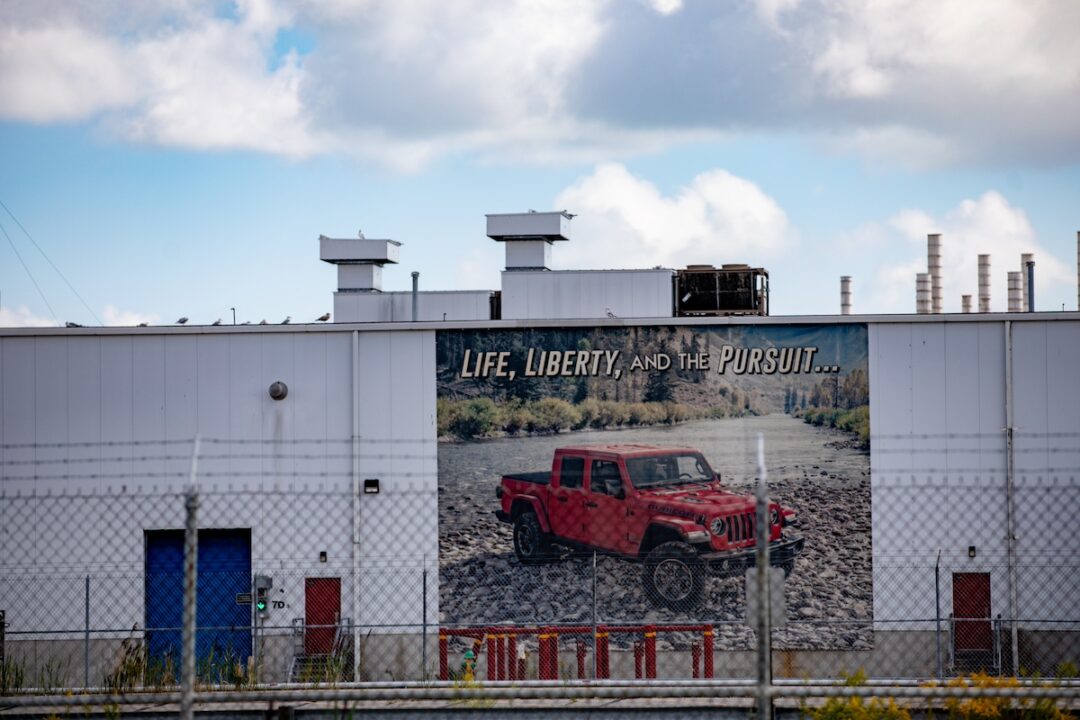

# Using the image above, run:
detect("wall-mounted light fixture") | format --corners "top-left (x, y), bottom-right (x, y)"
top-left (268, 381), bottom-right (288, 400)
top-left (968, 545), bottom-right (977, 558)
top-left (364, 478), bottom-right (380, 494)
top-left (319, 551), bottom-right (327, 563)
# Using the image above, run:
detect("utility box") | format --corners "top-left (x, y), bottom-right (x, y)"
top-left (675, 264), bottom-right (769, 316)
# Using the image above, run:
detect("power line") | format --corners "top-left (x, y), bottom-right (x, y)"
top-left (0, 216), bottom-right (60, 326)
top-left (0, 198), bottom-right (102, 326)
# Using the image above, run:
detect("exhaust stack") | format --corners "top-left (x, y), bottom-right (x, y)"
top-left (1007, 271), bottom-right (1022, 312)
top-left (962, 295), bottom-right (972, 313)
top-left (928, 234), bottom-right (943, 314)
top-left (840, 276), bottom-right (852, 315)
top-left (916, 273), bottom-right (931, 314)
top-left (978, 254), bottom-right (991, 313)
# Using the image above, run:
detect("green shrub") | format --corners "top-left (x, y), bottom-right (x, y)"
top-left (525, 397), bottom-right (581, 434)
top-left (447, 398), bottom-right (501, 439)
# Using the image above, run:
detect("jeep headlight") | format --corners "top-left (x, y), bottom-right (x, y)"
top-left (709, 516), bottom-right (727, 536)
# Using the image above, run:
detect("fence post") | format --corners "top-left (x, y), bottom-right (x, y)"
top-left (591, 551), bottom-right (598, 680)
top-left (755, 434), bottom-right (773, 720)
top-left (935, 550), bottom-right (943, 679)
top-left (1, 609), bottom-right (6, 692)
top-left (84, 575), bottom-right (90, 689)
top-left (180, 437), bottom-right (201, 720)
top-left (421, 568), bottom-right (427, 681)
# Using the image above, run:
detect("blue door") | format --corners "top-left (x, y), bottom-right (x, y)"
top-left (145, 529), bottom-right (252, 679)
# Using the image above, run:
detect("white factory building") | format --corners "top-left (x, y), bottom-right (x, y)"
top-left (1, 212), bottom-right (1078, 684)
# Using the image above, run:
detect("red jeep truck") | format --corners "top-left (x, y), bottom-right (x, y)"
top-left (495, 444), bottom-right (804, 609)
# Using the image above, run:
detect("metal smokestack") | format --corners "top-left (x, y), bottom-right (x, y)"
top-left (1007, 271), bottom-right (1022, 312)
top-left (916, 273), bottom-right (931, 314)
top-left (1076, 231), bottom-right (1079, 310)
top-left (840, 276), bottom-right (852, 315)
top-left (1026, 260), bottom-right (1035, 312)
top-left (962, 295), bottom-right (972, 313)
top-left (978, 254), bottom-right (991, 313)
top-left (928, 234), bottom-right (943, 314)
top-left (1020, 253), bottom-right (1033, 311)
top-left (411, 271), bottom-right (419, 321)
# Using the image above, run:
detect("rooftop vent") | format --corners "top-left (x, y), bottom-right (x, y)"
top-left (487, 210), bottom-right (573, 271)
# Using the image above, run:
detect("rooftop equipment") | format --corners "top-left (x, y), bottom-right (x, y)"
top-left (675, 264), bottom-right (769, 317)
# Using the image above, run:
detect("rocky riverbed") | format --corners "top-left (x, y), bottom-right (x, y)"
top-left (438, 414), bottom-right (872, 650)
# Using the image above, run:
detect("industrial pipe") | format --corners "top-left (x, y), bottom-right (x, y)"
top-left (962, 295), bottom-right (972, 313)
top-left (1026, 260), bottom-right (1035, 312)
top-left (840, 276), bottom-right (852, 315)
top-left (411, 271), bottom-right (419, 322)
top-left (1020, 254), bottom-right (1033, 312)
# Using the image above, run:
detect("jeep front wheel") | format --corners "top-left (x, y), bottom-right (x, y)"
top-left (513, 511), bottom-right (551, 564)
top-left (643, 541), bottom-right (704, 610)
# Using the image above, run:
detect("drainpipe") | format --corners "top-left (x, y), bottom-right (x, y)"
top-left (1004, 321), bottom-right (1020, 672)
top-left (351, 330), bottom-right (362, 681)
top-left (411, 272), bottom-right (419, 322)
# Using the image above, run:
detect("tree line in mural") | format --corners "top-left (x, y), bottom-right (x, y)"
top-left (789, 369), bottom-right (870, 447)
top-left (435, 327), bottom-right (764, 439)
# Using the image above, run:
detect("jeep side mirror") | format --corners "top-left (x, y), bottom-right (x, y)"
top-left (613, 488), bottom-right (625, 500)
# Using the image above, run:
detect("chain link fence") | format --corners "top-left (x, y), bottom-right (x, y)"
top-left (2, 428), bottom-right (1079, 716)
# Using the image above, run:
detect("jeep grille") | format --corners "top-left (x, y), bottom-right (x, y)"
top-left (727, 512), bottom-right (755, 543)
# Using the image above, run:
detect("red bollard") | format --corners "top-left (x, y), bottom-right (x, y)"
top-left (539, 630), bottom-right (559, 680)
top-left (508, 634), bottom-right (518, 681)
top-left (633, 641), bottom-right (643, 679)
top-left (486, 634), bottom-right (496, 681)
top-left (576, 639), bottom-right (586, 679)
top-left (703, 628), bottom-right (714, 679)
top-left (595, 630), bottom-right (609, 679)
top-left (692, 641), bottom-right (701, 678)
top-left (517, 656), bottom-right (527, 680)
top-left (644, 626), bottom-right (657, 679)
top-left (496, 634), bottom-right (506, 680)
top-left (439, 634), bottom-right (449, 681)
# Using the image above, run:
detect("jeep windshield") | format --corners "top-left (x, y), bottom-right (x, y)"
top-left (624, 453), bottom-right (716, 489)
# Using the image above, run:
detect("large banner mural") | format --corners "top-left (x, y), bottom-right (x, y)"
top-left (436, 324), bottom-right (870, 650)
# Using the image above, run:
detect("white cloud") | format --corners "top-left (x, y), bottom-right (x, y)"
top-left (0, 305), bottom-right (57, 327)
top-left (0, 24), bottom-right (138, 122)
top-left (102, 305), bottom-right (160, 327)
top-left (646, 0), bottom-right (683, 16)
top-left (2, 0), bottom-right (1078, 168)
top-left (553, 163), bottom-right (794, 271)
top-left (862, 191), bottom-right (1072, 313)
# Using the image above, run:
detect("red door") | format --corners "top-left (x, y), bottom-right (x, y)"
top-left (305, 577), bottom-right (341, 655)
top-left (953, 572), bottom-right (991, 651)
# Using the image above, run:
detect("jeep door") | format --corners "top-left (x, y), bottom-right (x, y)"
top-left (584, 459), bottom-right (637, 554)
top-left (548, 454), bottom-right (589, 544)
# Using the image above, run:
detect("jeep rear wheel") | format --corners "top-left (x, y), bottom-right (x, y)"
top-left (643, 541), bottom-right (704, 610)
top-left (513, 511), bottom-right (551, 564)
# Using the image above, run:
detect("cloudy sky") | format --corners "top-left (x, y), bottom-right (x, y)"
top-left (1, 0), bottom-right (1078, 326)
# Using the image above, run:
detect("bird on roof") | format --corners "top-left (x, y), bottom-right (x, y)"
top-left (211, 319), bottom-right (222, 326)
top-left (241, 321), bottom-right (252, 325)
top-left (137, 322), bottom-right (148, 327)
top-left (258, 319), bottom-right (268, 325)
top-left (605, 307), bottom-right (617, 318)
top-left (176, 317), bottom-right (188, 325)
top-left (316, 312), bottom-right (330, 322)
top-left (65, 321), bottom-right (82, 328)
top-left (281, 316), bottom-right (291, 324)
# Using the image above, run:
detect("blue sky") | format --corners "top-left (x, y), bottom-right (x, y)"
top-left (1, 0), bottom-right (1079, 327)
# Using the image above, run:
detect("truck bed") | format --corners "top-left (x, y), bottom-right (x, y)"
top-left (502, 471), bottom-right (551, 485)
